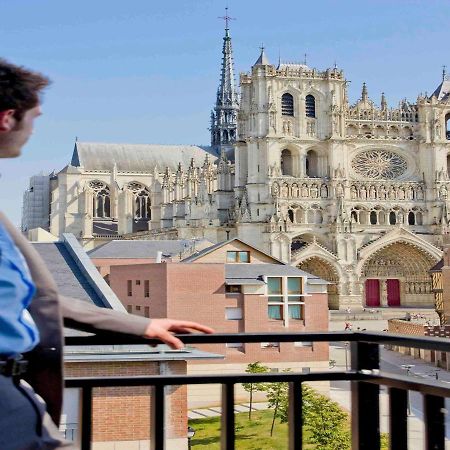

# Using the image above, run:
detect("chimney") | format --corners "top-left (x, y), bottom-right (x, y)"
top-left (156, 251), bottom-right (162, 263)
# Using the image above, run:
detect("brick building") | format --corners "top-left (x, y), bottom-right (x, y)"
top-left (107, 238), bottom-right (329, 398)
top-left (33, 233), bottom-right (219, 449)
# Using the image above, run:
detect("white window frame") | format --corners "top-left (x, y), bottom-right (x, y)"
top-left (225, 307), bottom-right (243, 320)
top-left (266, 276), bottom-right (305, 327)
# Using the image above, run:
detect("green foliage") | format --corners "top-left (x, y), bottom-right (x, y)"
top-left (301, 385), bottom-right (350, 450)
top-left (242, 362), bottom-right (269, 420)
top-left (265, 369), bottom-right (291, 435)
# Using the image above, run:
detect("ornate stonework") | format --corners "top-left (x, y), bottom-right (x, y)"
top-left (352, 150), bottom-right (407, 180)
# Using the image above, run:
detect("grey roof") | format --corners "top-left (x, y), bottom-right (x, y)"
top-left (254, 48), bottom-right (270, 66)
top-left (93, 220), bottom-right (118, 236)
top-left (88, 239), bottom-right (212, 259)
top-left (64, 344), bottom-right (224, 362)
top-left (71, 141), bottom-right (217, 172)
top-left (225, 263), bottom-right (323, 285)
top-left (181, 237), bottom-right (284, 264)
top-left (431, 80), bottom-right (450, 101)
top-left (32, 242), bottom-right (106, 307)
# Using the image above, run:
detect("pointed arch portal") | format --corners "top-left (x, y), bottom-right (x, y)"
top-left (361, 242), bottom-right (436, 307)
top-left (297, 257), bottom-right (340, 310)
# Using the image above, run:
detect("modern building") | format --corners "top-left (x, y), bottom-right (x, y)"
top-left (23, 17), bottom-right (450, 310)
top-left (88, 238), bottom-right (213, 282)
top-left (32, 234), bottom-right (219, 449)
top-left (106, 238), bottom-right (329, 366)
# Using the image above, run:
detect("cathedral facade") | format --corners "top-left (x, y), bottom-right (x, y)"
top-left (23, 23), bottom-right (450, 310)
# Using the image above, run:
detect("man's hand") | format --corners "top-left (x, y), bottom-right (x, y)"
top-left (143, 319), bottom-right (214, 350)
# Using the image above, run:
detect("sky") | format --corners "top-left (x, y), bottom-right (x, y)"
top-left (1, 0), bottom-right (450, 225)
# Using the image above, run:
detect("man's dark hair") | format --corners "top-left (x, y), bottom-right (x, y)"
top-left (0, 58), bottom-right (50, 120)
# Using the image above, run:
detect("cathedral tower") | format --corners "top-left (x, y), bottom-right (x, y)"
top-left (210, 9), bottom-right (239, 157)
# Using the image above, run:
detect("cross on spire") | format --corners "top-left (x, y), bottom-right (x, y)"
top-left (218, 6), bottom-right (235, 29)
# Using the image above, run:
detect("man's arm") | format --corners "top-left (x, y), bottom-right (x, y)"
top-left (60, 295), bottom-right (213, 349)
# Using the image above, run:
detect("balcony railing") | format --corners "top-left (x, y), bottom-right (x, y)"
top-left (65, 331), bottom-right (450, 450)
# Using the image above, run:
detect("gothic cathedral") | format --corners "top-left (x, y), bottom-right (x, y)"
top-left (22, 21), bottom-right (450, 310)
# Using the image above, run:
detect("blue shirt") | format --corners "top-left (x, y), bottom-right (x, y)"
top-left (0, 223), bottom-right (39, 356)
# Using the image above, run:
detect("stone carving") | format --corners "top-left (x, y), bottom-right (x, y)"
top-left (352, 150), bottom-right (407, 179)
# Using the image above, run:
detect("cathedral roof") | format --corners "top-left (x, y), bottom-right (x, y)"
top-left (70, 142), bottom-right (217, 172)
top-left (431, 79), bottom-right (450, 101)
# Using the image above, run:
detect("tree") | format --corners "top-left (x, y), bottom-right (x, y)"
top-left (270, 382), bottom-right (351, 449)
top-left (242, 362), bottom-right (269, 420)
top-left (265, 369), bottom-right (291, 436)
top-left (301, 384), bottom-right (350, 450)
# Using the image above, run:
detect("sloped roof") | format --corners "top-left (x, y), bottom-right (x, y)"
top-left (33, 242), bottom-right (106, 307)
top-left (225, 263), bottom-right (324, 285)
top-left (431, 80), bottom-right (450, 101)
top-left (71, 141), bottom-right (217, 172)
top-left (181, 237), bottom-right (284, 264)
top-left (88, 239), bottom-right (212, 259)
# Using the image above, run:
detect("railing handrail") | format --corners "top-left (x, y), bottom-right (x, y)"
top-left (65, 330), bottom-right (450, 352)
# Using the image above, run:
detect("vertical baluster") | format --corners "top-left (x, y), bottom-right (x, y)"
top-left (221, 383), bottom-right (235, 450)
top-left (288, 381), bottom-right (303, 450)
top-left (388, 387), bottom-right (407, 450)
top-left (151, 385), bottom-right (165, 450)
top-left (424, 394), bottom-right (445, 450)
top-left (80, 387), bottom-right (92, 450)
top-left (351, 341), bottom-right (380, 450)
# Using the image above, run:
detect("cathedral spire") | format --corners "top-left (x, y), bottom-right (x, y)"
top-left (210, 8), bottom-right (239, 157)
top-left (381, 92), bottom-right (387, 110)
top-left (361, 82), bottom-right (368, 102)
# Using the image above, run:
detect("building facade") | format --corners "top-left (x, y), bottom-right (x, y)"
top-left (23, 21), bottom-right (450, 309)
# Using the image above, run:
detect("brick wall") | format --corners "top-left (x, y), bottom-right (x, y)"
top-left (109, 262), bottom-right (329, 365)
top-left (65, 360), bottom-right (187, 442)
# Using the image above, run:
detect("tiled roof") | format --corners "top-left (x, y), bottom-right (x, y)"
top-left (32, 242), bottom-right (105, 307)
top-left (225, 263), bottom-right (325, 284)
top-left (71, 142), bottom-right (217, 172)
top-left (88, 239), bottom-right (211, 259)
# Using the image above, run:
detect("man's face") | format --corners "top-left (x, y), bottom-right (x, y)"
top-left (0, 105), bottom-right (42, 158)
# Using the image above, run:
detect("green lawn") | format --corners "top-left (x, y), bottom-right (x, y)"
top-left (189, 410), bottom-right (314, 449)
top-left (189, 410), bottom-right (389, 449)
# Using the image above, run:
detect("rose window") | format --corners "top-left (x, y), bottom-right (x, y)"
top-left (352, 150), bottom-right (407, 179)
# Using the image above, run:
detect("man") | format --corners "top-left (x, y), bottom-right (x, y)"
top-left (0, 59), bottom-right (214, 450)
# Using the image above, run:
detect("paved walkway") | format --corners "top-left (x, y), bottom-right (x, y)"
top-left (188, 402), bottom-right (269, 420)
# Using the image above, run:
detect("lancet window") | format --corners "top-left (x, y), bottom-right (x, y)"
top-left (305, 95), bottom-right (316, 118)
top-left (281, 93), bottom-right (294, 116)
top-left (89, 181), bottom-right (110, 218)
top-left (281, 149), bottom-right (293, 176)
top-left (128, 182), bottom-right (151, 220)
top-left (446, 113), bottom-right (450, 140)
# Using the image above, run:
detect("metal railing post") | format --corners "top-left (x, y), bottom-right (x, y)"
top-left (288, 381), bottom-right (303, 450)
top-left (79, 387), bottom-right (92, 450)
top-left (221, 383), bottom-right (235, 450)
top-left (351, 341), bottom-right (380, 450)
top-left (151, 385), bottom-right (166, 450)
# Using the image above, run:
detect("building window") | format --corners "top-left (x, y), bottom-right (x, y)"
top-left (225, 307), bottom-right (243, 320)
top-left (225, 284), bottom-right (242, 294)
top-left (144, 306), bottom-right (150, 318)
top-left (305, 95), bottom-right (316, 118)
top-left (136, 280), bottom-right (141, 286)
top-left (267, 276), bottom-right (304, 325)
top-left (281, 93), bottom-right (294, 116)
top-left (281, 149), bottom-right (293, 176)
top-left (89, 180), bottom-right (111, 218)
top-left (127, 280), bottom-right (132, 297)
top-left (226, 342), bottom-right (244, 351)
top-left (226, 251), bottom-right (250, 263)
top-left (135, 305), bottom-right (141, 311)
top-left (144, 280), bottom-right (150, 298)
top-left (446, 113), bottom-right (450, 140)
top-left (294, 341), bottom-right (313, 347)
top-left (261, 342), bottom-right (280, 349)
top-left (127, 305), bottom-right (132, 313)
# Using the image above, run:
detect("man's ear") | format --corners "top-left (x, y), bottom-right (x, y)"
top-left (0, 110), bottom-right (16, 132)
